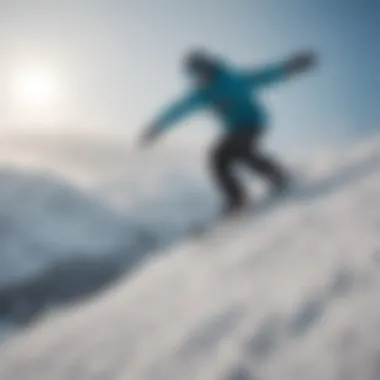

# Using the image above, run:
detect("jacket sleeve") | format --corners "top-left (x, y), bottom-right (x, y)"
top-left (244, 63), bottom-right (289, 89)
top-left (151, 91), bottom-right (206, 134)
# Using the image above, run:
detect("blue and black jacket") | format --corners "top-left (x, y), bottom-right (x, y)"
top-left (151, 59), bottom-right (291, 135)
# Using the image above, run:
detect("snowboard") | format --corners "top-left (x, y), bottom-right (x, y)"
top-left (188, 176), bottom-right (302, 238)
top-left (188, 190), bottom-right (287, 238)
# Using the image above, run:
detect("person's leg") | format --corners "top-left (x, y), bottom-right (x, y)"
top-left (237, 131), bottom-right (288, 191)
top-left (209, 134), bottom-right (248, 213)
top-left (248, 153), bottom-right (287, 190)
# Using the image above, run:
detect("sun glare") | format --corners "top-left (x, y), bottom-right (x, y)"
top-left (11, 66), bottom-right (60, 110)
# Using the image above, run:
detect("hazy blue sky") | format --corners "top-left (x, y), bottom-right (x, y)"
top-left (0, 0), bottom-right (379, 151)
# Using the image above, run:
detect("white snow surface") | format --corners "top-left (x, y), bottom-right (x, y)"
top-left (1, 132), bottom-right (380, 379)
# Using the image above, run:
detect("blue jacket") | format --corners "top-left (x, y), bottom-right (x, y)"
top-left (152, 60), bottom-right (290, 134)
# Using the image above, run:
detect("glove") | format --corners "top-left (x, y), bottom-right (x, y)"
top-left (286, 52), bottom-right (317, 75)
top-left (139, 126), bottom-right (160, 147)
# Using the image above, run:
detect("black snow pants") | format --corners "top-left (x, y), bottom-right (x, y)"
top-left (209, 129), bottom-right (285, 209)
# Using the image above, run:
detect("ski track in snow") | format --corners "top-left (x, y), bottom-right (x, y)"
top-left (0, 132), bottom-right (380, 379)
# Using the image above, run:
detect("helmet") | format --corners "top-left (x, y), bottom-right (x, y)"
top-left (184, 49), bottom-right (217, 75)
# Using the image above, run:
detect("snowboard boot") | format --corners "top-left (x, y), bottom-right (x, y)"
top-left (270, 169), bottom-right (290, 196)
top-left (220, 197), bottom-right (250, 219)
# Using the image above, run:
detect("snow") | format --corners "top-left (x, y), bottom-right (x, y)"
top-left (0, 130), bottom-right (215, 325)
top-left (0, 132), bottom-right (380, 379)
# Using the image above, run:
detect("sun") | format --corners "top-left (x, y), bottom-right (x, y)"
top-left (11, 65), bottom-right (60, 110)
top-left (20, 74), bottom-right (55, 106)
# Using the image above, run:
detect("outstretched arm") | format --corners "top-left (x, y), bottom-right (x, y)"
top-left (141, 92), bottom-right (206, 145)
top-left (245, 51), bottom-right (317, 89)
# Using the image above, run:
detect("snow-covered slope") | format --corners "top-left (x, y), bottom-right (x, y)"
top-left (0, 130), bottom-right (216, 327)
top-left (0, 136), bottom-right (379, 380)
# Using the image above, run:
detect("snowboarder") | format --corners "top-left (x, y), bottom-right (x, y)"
top-left (141, 49), bottom-right (316, 216)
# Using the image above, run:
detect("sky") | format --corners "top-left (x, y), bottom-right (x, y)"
top-left (0, 0), bottom-right (379, 153)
